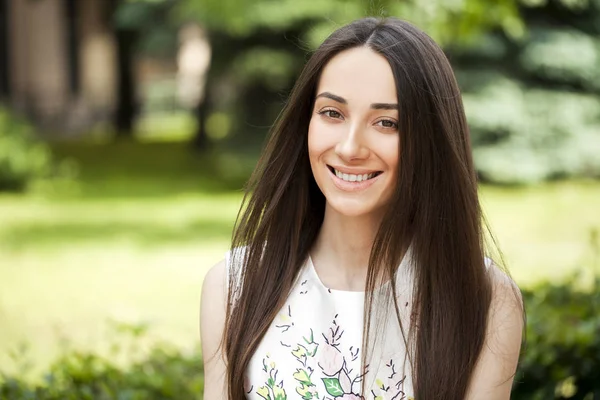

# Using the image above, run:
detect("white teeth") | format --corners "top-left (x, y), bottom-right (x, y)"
top-left (333, 168), bottom-right (377, 182)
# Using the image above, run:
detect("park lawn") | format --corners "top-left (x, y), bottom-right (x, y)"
top-left (0, 192), bottom-right (238, 380)
top-left (0, 141), bottom-right (599, 379)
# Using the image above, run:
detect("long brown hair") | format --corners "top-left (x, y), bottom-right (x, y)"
top-left (225, 17), bottom-right (495, 400)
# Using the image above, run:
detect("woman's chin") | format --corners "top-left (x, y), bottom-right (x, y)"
top-left (326, 198), bottom-right (382, 219)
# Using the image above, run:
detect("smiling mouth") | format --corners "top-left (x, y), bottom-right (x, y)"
top-left (327, 165), bottom-right (382, 182)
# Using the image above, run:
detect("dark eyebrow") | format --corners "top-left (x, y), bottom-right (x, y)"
top-left (316, 92), bottom-right (398, 110)
top-left (370, 103), bottom-right (399, 110)
top-left (316, 92), bottom-right (347, 104)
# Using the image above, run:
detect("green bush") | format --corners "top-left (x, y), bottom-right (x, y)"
top-left (449, 0), bottom-right (600, 184)
top-left (520, 28), bottom-right (600, 90)
top-left (0, 323), bottom-right (204, 400)
top-left (463, 77), bottom-right (600, 183)
top-left (0, 108), bottom-right (62, 192)
top-left (513, 276), bottom-right (600, 399)
top-left (1, 279), bottom-right (599, 399)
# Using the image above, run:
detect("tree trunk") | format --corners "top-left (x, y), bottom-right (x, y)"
top-left (0, 0), bottom-right (10, 103)
top-left (114, 27), bottom-right (136, 137)
top-left (192, 95), bottom-right (209, 150)
top-left (109, 0), bottom-right (136, 138)
top-left (191, 31), bottom-right (216, 151)
top-left (63, 0), bottom-right (80, 96)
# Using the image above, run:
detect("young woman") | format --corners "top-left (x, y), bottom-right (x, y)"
top-left (201, 17), bottom-right (524, 400)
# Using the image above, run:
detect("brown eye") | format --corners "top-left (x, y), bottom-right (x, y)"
top-left (319, 109), bottom-right (342, 119)
top-left (376, 119), bottom-right (398, 130)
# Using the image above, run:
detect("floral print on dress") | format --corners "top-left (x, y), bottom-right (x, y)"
top-left (316, 315), bottom-right (368, 400)
top-left (251, 310), bottom-right (408, 400)
top-left (256, 355), bottom-right (288, 400)
top-left (369, 359), bottom-right (410, 400)
top-left (292, 329), bottom-right (320, 399)
top-left (246, 256), bottom-right (414, 400)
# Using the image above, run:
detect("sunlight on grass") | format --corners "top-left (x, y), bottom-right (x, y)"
top-left (0, 194), bottom-right (239, 250)
top-left (1, 138), bottom-right (598, 379)
top-left (480, 181), bottom-right (600, 285)
top-left (0, 241), bottom-right (229, 379)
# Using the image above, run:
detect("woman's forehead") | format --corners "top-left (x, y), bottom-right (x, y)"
top-left (316, 47), bottom-right (398, 106)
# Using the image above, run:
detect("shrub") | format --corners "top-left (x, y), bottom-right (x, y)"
top-left (449, 0), bottom-right (600, 184)
top-left (513, 275), bottom-right (600, 399)
top-left (0, 108), bottom-right (63, 192)
top-left (462, 77), bottom-right (600, 184)
top-left (1, 279), bottom-right (599, 399)
top-left (0, 323), bottom-right (204, 400)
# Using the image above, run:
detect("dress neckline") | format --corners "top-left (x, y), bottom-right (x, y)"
top-left (306, 255), bottom-right (366, 297)
top-left (306, 247), bottom-right (414, 297)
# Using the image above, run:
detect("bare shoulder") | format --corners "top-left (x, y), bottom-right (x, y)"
top-left (202, 258), bottom-right (227, 303)
top-left (200, 258), bottom-right (228, 399)
top-left (466, 262), bottom-right (524, 399)
top-left (488, 261), bottom-right (524, 314)
top-left (200, 258), bottom-right (227, 352)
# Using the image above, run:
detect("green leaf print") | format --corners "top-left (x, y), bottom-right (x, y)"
top-left (257, 386), bottom-right (272, 400)
top-left (303, 329), bottom-right (315, 344)
top-left (322, 377), bottom-right (344, 397)
top-left (292, 345), bottom-right (308, 360)
top-left (293, 368), bottom-right (313, 386)
top-left (302, 329), bottom-right (319, 356)
top-left (272, 385), bottom-right (287, 400)
top-left (296, 383), bottom-right (314, 400)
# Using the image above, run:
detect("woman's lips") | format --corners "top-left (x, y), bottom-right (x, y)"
top-left (327, 165), bottom-right (382, 192)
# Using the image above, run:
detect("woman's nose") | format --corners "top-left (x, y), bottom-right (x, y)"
top-left (334, 123), bottom-right (369, 161)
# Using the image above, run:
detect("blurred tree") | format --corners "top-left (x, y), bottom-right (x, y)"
top-left (174, 0), bottom-right (523, 150)
top-left (109, 0), bottom-right (179, 138)
top-left (0, 0), bottom-right (10, 103)
top-left (108, 0), bottom-right (138, 137)
top-left (450, 0), bottom-right (600, 183)
top-left (63, 0), bottom-right (80, 97)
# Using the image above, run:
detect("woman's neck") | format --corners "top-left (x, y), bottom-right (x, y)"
top-left (311, 205), bottom-right (384, 290)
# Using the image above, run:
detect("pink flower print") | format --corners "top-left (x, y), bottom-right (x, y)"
top-left (318, 343), bottom-right (345, 376)
top-left (338, 368), bottom-right (352, 393)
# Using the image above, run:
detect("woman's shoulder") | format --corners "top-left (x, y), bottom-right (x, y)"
top-left (200, 257), bottom-right (227, 342)
top-left (203, 258), bottom-right (227, 294)
top-left (486, 259), bottom-right (522, 301)
top-left (465, 259), bottom-right (524, 398)
top-left (200, 259), bottom-right (228, 324)
top-left (200, 258), bottom-right (228, 399)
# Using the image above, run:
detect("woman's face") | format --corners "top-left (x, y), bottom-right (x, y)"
top-left (308, 46), bottom-right (400, 218)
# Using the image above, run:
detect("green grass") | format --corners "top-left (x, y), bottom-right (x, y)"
top-left (480, 181), bottom-right (600, 284)
top-left (0, 141), bottom-right (599, 379)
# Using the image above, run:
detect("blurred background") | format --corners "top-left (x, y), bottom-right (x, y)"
top-left (0, 0), bottom-right (598, 398)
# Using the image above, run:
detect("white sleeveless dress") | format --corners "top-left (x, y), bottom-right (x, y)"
top-left (226, 250), bottom-right (417, 400)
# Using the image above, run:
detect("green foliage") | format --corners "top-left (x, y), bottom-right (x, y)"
top-left (0, 323), bottom-right (204, 400)
top-left (232, 48), bottom-right (298, 90)
top-left (178, 0), bottom-right (522, 45)
top-left (114, 0), bottom-right (179, 57)
top-left (514, 275), bottom-right (600, 399)
top-left (0, 108), bottom-right (57, 192)
top-left (452, 0), bottom-right (600, 184)
top-left (520, 28), bottom-right (600, 89)
top-left (463, 77), bottom-right (600, 183)
top-left (2, 276), bottom-right (600, 399)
